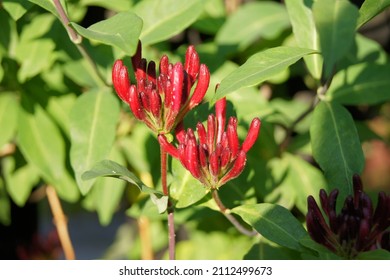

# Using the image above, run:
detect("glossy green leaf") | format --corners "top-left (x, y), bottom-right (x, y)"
top-left (285, 0), bottom-right (322, 79)
top-left (80, 0), bottom-right (133, 11)
top-left (93, 147), bottom-right (126, 226)
top-left (313, 0), bottom-right (359, 77)
top-left (357, 0), bottom-right (390, 28)
top-left (70, 11), bottom-right (142, 56)
top-left (326, 63), bottom-right (390, 105)
top-left (216, 1), bottom-right (290, 51)
top-left (134, 0), bottom-right (204, 46)
top-left (232, 203), bottom-right (308, 251)
top-left (70, 88), bottom-right (120, 195)
top-left (310, 101), bottom-right (364, 197)
top-left (0, 179), bottom-right (11, 226)
top-left (357, 249), bottom-right (390, 260)
top-left (214, 47), bottom-right (316, 101)
top-left (169, 159), bottom-right (209, 208)
top-left (17, 96), bottom-right (79, 202)
top-left (3, 155), bottom-right (40, 206)
top-left (0, 93), bottom-right (18, 148)
top-left (82, 160), bottom-right (168, 213)
top-left (3, 0), bottom-right (33, 21)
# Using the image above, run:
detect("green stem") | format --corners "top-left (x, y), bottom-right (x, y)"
top-left (160, 147), bottom-right (176, 260)
top-left (52, 0), bottom-right (107, 88)
top-left (212, 190), bottom-right (257, 237)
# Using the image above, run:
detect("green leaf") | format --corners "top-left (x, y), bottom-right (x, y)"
top-left (169, 159), bottom-right (208, 208)
top-left (92, 147), bottom-right (126, 226)
top-left (70, 11), bottom-right (142, 56)
top-left (310, 101), bottom-right (364, 198)
top-left (357, 249), bottom-right (390, 260)
top-left (70, 88), bottom-right (120, 195)
top-left (3, 155), bottom-right (40, 206)
top-left (285, 0), bottom-right (322, 79)
top-left (0, 178), bottom-right (11, 226)
top-left (134, 0), bottom-right (204, 46)
top-left (216, 1), bottom-right (290, 51)
top-left (3, 0), bottom-right (33, 21)
top-left (0, 93), bottom-right (18, 148)
top-left (82, 160), bottom-right (168, 213)
top-left (357, 0), bottom-right (390, 28)
top-left (17, 96), bottom-right (79, 202)
top-left (326, 63), bottom-right (390, 105)
top-left (79, 0), bottom-right (133, 12)
top-left (214, 47), bottom-right (316, 101)
top-left (28, 0), bottom-right (59, 17)
top-left (313, 0), bottom-right (359, 77)
top-left (232, 203), bottom-right (308, 251)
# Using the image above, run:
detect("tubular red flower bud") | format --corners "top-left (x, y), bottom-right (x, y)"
top-left (149, 89), bottom-right (161, 118)
top-left (219, 150), bottom-right (246, 186)
top-left (220, 148), bottom-right (231, 169)
top-left (158, 135), bottom-right (179, 159)
top-left (186, 134), bottom-right (201, 179)
top-left (128, 85), bottom-right (144, 120)
top-left (188, 64), bottom-right (210, 110)
top-left (184, 45), bottom-right (200, 85)
top-left (175, 121), bottom-right (186, 144)
top-left (196, 122), bottom-right (207, 147)
top-left (198, 145), bottom-right (208, 168)
top-left (241, 118), bottom-right (261, 153)
top-left (159, 55), bottom-right (169, 76)
top-left (207, 114), bottom-right (216, 152)
top-left (135, 58), bottom-right (147, 82)
top-left (131, 40), bottom-right (142, 71)
top-left (139, 92), bottom-right (150, 112)
top-left (209, 151), bottom-right (219, 177)
top-left (215, 98), bottom-right (226, 144)
top-left (112, 60), bottom-right (131, 102)
top-left (227, 117), bottom-right (239, 159)
top-left (147, 61), bottom-right (156, 85)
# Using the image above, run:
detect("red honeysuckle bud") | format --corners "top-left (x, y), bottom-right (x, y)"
top-left (135, 58), bottom-right (147, 82)
top-left (215, 98), bottom-right (226, 144)
top-left (131, 41), bottom-right (142, 71)
top-left (227, 117), bottom-right (239, 159)
top-left (158, 134), bottom-right (179, 159)
top-left (241, 118), bottom-right (261, 152)
top-left (159, 55), bottom-right (169, 76)
top-left (209, 151), bottom-right (219, 177)
top-left (196, 122), bottom-right (207, 147)
top-left (219, 150), bottom-right (246, 186)
top-left (149, 89), bottom-right (161, 118)
top-left (186, 137), bottom-right (201, 179)
top-left (139, 92), bottom-right (150, 112)
top-left (185, 45), bottom-right (200, 85)
top-left (112, 60), bottom-right (130, 102)
top-left (128, 85), bottom-right (144, 120)
top-left (147, 61), bottom-right (156, 85)
top-left (207, 114), bottom-right (216, 153)
top-left (188, 64), bottom-right (210, 110)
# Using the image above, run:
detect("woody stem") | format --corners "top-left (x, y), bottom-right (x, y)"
top-left (212, 190), bottom-right (257, 237)
top-left (160, 147), bottom-right (176, 260)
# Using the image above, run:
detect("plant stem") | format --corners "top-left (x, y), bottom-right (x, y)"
top-left (46, 185), bottom-right (75, 260)
top-left (160, 147), bottom-right (176, 260)
top-left (52, 0), bottom-right (107, 88)
top-left (212, 190), bottom-right (257, 237)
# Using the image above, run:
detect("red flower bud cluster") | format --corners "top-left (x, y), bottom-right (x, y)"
top-left (112, 42), bottom-right (210, 134)
top-left (158, 98), bottom-right (261, 190)
top-left (307, 174), bottom-right (390, 259)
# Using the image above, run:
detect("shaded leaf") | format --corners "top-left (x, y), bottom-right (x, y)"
top-left (326, 63), bottom-right (390, 105)
top-left (70, 11), bottom-right (142, 56)
top-left (134, 0), bottom-right (204, 46)
top-left (70, 88), bottom-right (120, 195)
top-left (310, 101), bottom-right (364, 198)
top-left (216, 1), bottom-right (290, 51)
top-left (357, 0), bottom-right (390, 28)
top-left (80, 0), bottom-right (133, 12)
top-left (313, 0), bottom-right (359, 77)
top-left (285, 0), bottom-right (322, 79)
top-left (232, 203), bottom-right (308, 251)
top-left (357, 249), bottom-right (390, 260)
top-left (17, 96), bottom-right (79, 201)
top-left (0, 179), bottom-right (11, 226)
top-left (214, 47), bottom-right (316, 101)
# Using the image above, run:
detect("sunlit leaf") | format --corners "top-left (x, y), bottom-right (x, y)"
top-left (310, 101), bottom-right (364, 198)
top-left (232, 203), bottom-right (308, 251)
top-left (215, 47), bottom-right (316, 101)
top-left (0, 93), bottom-right (18, 148)
top-left (326, 63), bottom-right (390, 105)
top-left (134, 0), bottom-right (204, 46)
top-left (70, 11), bottom-right (142, 56)
top-left (357, 0), bottom-right (390, 28)
top-left (313, 0), bottom-right (359, 77)
top-left (70, 88), bottom-right (120, 194)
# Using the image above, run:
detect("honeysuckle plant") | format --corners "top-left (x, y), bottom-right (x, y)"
top-left (1, 0), bottom-right (390, 261)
